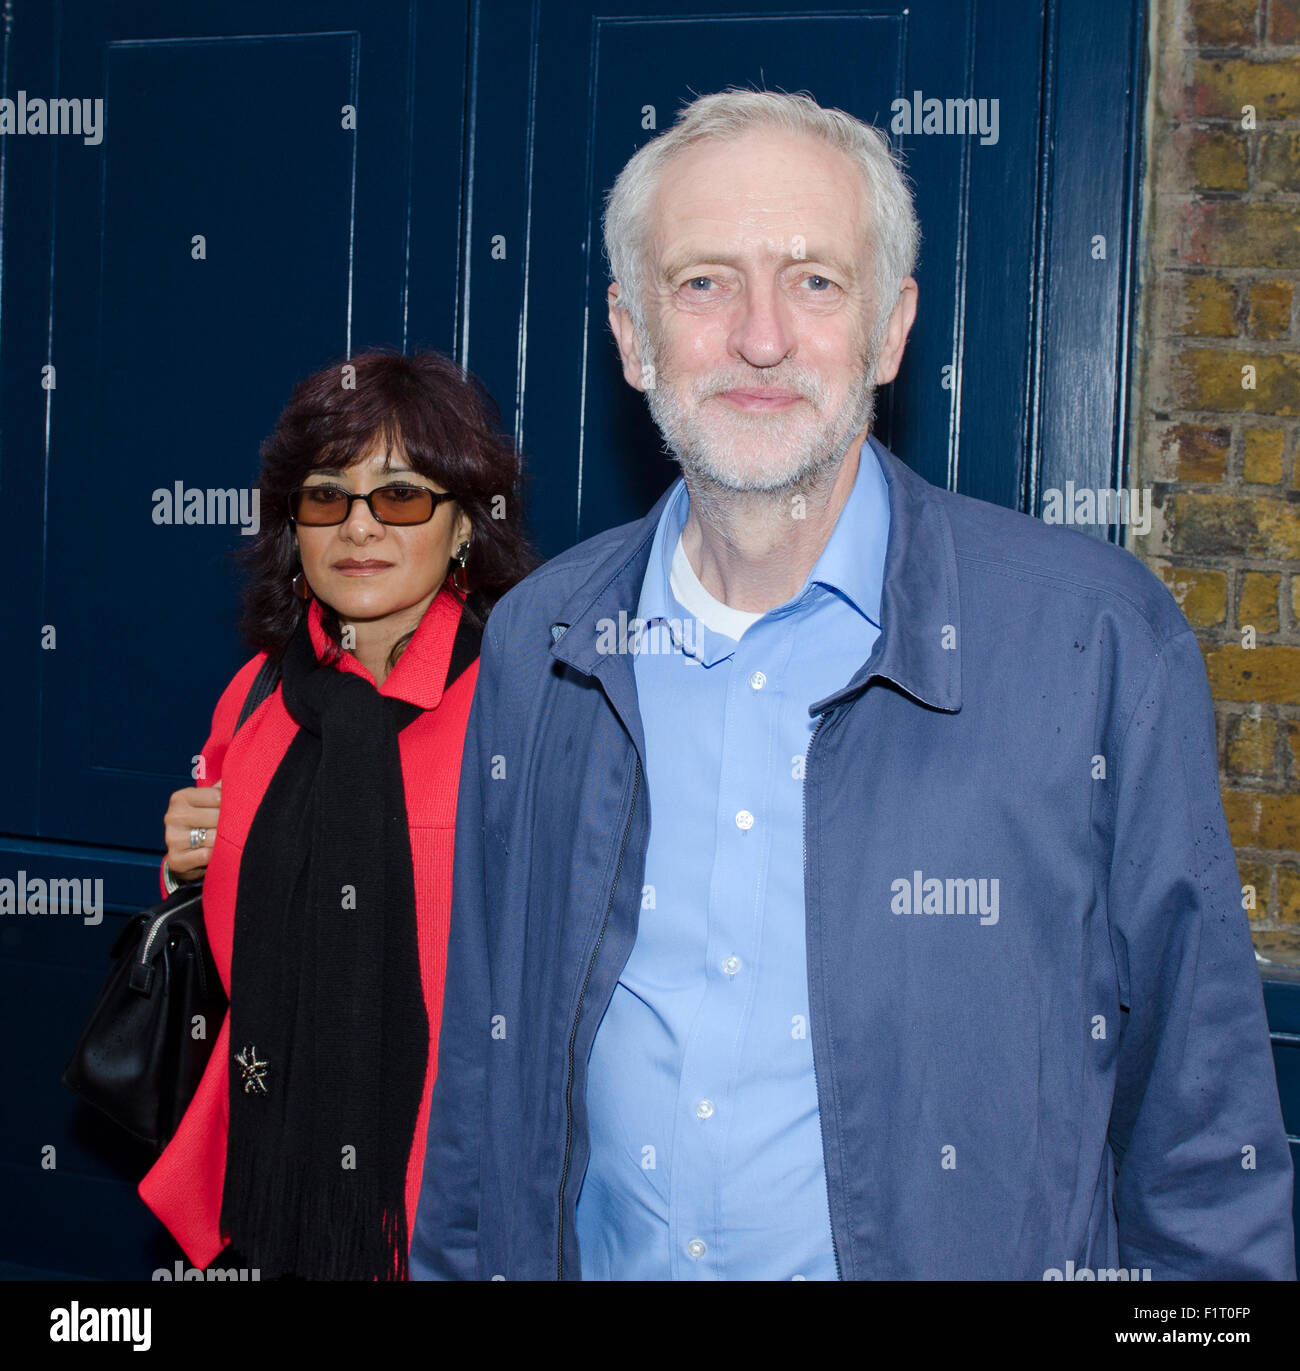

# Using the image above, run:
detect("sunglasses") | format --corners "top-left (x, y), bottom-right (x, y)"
top-left (287, 482), bottom-right (457, 526)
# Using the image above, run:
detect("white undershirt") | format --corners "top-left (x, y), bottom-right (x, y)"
top-left (668, 533), bottom-right (764, 642)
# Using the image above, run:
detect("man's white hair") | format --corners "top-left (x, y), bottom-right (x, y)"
top-left (602, 88), bottom-right (921, 356)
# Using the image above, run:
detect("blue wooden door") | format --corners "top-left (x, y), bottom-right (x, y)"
top-left (0, 0), bottom-right (467, 1277)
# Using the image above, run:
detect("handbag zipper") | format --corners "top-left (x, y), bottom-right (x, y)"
top-left (802, 710), bottom-right (844, 1280)
top-left (134, 889), bottom-right (203, 991)
top-left (556, 755), bottom-right (642, 1280)
top-left (138, 909), bottom-right (176, 967)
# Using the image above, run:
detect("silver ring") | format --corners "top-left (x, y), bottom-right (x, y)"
top-left (189, 828), bottom-right (208, 848)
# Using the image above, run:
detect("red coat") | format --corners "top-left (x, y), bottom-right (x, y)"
top-left (138, 584), bottom-right (478, 1269)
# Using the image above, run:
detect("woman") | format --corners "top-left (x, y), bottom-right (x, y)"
top-left (140, 350), bottom-right (536, 1279)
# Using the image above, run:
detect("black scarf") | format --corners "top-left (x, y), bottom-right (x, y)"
top-left (220, 596), bottom-right (482, 1280)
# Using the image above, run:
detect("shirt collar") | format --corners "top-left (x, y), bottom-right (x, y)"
top-left (549, 435), bottom-right (962, 756)
top-left (636, 436), bottom-right (890, 661)
top-left (800, 436), bottom-right (889, 627)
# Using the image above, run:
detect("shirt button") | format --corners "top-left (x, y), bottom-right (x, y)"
top-left (722, 955), bottom-right (741, 975)
top-left (687, 1239), bottom-right (707, 1259)
top-left (695, 1099), bottom-right (715, 1119)
top-left (735, 810), bottom-right (754, 830)
top-left (748, 670), bottom-right (766, 690)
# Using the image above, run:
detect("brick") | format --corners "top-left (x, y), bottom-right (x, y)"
top-left (1186, 126), bottom-right (1250, 190)
top-left (1226, 712), bottom-right (1278, 774)
top-left (1166, 492), bottom-right (1300, 559)
top-left (1258, 130), bottom-right (1300, 192)
top-left (1246, 279), bottom-right (1293, 340)
top-left (1167, 273), bottom-right (1237, 335)
top-left (1222, 787), bottom-right (1300, 849)
top-left (1243, 425), bottom-right (1286, 481)
top-left (1176, 203), bottom-right (1300, 269)
top-left (1192, 59), bottom-right (1300, 120)
top-left (1269, 0), bottom-right (1300, 44)
top-left (1240, 571), bottom-right (1282, 632)
top-left (1205, 644), bottom-right (1300, 703)
top-left (1279, 867), bottom-right (1300, 922)
top-left (1155, 563), bottom-right (1228, 625)
top-left (1150, 422), bottom-right (1230, 481)
top-left (1162, 563), bottom-right (1230, 624)
top-left (1253, 928), bottom-right (1300, 962)
top-left (1173, 347), bottom-right (1300, 414)
top-left (1288, 720), bottom-right (1300, 778)
top-left (1187, 0), bottom-right (1257, 45)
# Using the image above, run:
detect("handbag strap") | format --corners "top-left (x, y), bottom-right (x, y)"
top-left (233, 655), bottom-right (282, 735)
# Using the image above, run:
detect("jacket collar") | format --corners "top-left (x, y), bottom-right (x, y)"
top-left (819, 436), bottom-right (963, 715)
top-left (306, 580), bottom-right (467, 710)
top-left (549, 434), bottom-right (962, 751)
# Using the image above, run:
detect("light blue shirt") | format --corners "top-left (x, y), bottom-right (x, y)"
top-left (574, 437), bottom-right (891, 1279)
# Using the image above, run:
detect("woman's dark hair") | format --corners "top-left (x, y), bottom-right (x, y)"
top-left (237, 348), bottom-right (539, 672)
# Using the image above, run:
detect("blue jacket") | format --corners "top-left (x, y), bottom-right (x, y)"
top-left (411, 437), bottom-right (1295, 1281)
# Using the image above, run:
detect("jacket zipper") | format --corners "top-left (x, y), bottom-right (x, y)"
top-left (556, 754), bottom-right (643, 1280)
top-left (802, 710), bottom-right (844, 1280)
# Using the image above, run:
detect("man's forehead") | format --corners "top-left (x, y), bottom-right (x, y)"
top-left (650, 201), bottom-right (869, 281)
top-left (655, 230), bottom-right (859, 273)
top-left (649, 132), bottom-right (869, 253)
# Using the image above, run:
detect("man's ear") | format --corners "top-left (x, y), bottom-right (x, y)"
top-left (607, 283), bottom-right (652, 392)
top-left (872, 276), bottom-right (919, 387)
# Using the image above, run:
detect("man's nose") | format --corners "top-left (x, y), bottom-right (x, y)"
top-left (728, 278), bottom-right (795, 368)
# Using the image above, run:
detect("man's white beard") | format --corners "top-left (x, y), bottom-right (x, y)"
top-left (640, 327), bottom-right (881, 496)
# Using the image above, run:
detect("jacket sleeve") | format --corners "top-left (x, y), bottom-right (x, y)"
top-left (1106, 627), bottom-right (1295, 1278)
top-left (409, 611), bottom-right (502, 1280)
top-left (140, 652), bottom-right (267, 1263)
top-left (157, 655), bottom-right (267, 899)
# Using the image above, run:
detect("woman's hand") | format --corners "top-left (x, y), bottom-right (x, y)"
top-left (164, 780), bottom-right (222, 882)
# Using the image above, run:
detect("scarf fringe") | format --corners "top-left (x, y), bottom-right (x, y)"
top-left (224, 1147), bottom-right (410, 1281)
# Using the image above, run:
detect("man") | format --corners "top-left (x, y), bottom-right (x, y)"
top-left (410, 90), bottom-right (1294, 1280)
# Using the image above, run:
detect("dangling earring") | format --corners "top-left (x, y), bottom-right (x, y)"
top-left (291, 568), bottom-right (313, 601)
top-left (451, 540), bottom-right (471, 595)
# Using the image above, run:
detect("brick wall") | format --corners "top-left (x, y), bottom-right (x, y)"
top-left (1130, 0), bottom-right (1300, 964)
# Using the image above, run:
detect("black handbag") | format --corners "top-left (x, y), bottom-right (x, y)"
top-left (61, 657), bottom-right (281, 1152)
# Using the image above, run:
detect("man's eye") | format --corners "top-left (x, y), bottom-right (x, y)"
top-left (684, 277), bottom-right (714, 291)
top-left (802, 275), bottom-right (833, 291)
